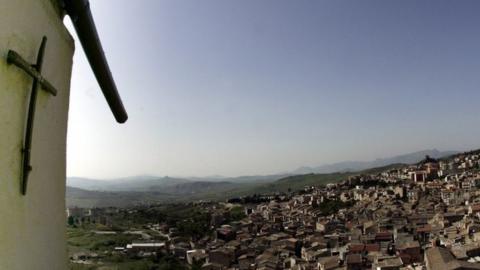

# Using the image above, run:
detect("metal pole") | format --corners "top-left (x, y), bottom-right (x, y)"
top-left (20, 36), bottom-right (47, 195)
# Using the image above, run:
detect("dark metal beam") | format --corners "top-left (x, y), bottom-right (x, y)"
top-left (63, 0), bottom-right (128, 123)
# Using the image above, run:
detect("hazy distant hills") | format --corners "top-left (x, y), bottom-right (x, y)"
top-left (64, 165), bottom-right (399, 208)
top-left (67, 174), bottom-right (286, 193)
top-left (66, 149), bottom-right (459, 207)
top-left (66, 181), bottom-right (258, 208)
top-left (68, 149), bottom-right (455, 192)
top-left (67, 176), bottom-right (191, 192)
top-left (292, 149), bottom-right (457, 175)
top-left (66, 176), bottom-right (282, 207)
top-left (188, 175), bottom-right (286, 184)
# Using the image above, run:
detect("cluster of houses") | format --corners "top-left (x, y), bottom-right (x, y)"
top-left (66, 206), bottom-right (117, 226)
top-left (68, 151), bottom-right (480, 270)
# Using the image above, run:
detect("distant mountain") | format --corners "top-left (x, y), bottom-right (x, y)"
top-left (161, 181), bottom-right (238, 194)
top-left (68, 149), bottom-right (457, 194)
top-left (66, 148), bottom-right (462, 207)
top-left (65, 163), bottom-right (407, 208)
top-left (188, 174), bottom-right (289, 184)
top-left (67, 176), bottom-right (191, 191)
top-left (292, 149), bottom-right (458, 174)
top-left (66, 181), bottom-right (262, 208)
top-left (67, 174), bottom-right (288, 193)
top-left (66, 176), bottom-right (268, 207)
top-left (266, 163), bottom-right (408, 194)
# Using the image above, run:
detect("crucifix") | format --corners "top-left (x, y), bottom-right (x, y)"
top-left (7, 36), bottom-right (59, 195)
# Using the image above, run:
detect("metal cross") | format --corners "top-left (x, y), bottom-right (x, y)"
top-left (6, 36), bottom-right (59, 195)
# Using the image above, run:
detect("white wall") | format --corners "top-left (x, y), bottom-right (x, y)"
top-left (0, 0), bottom-right (74, 269)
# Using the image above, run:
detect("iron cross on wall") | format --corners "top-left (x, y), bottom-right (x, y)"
top-left (6, 36), bottom-right (59, 195)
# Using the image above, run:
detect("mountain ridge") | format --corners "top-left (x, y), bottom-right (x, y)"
top-left (292, 149), bottom-right (458, 175)
top-left (68, 149), bottom-right (457, 191)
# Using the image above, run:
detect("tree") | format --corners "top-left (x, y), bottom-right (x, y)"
top-left (67, 216), bottom-right (75, 226)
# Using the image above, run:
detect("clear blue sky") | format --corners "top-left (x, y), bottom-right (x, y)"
top-left (66, 0), bottom-right (480, 178)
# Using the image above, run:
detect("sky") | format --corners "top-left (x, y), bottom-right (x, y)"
top-left (66, 0), bottom-right (480, 179)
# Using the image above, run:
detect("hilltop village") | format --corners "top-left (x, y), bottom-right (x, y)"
top-left (68, 151), bottom-right (480, 270)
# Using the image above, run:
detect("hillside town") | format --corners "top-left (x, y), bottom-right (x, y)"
top-left (68, 151), bottom-right (480, 270)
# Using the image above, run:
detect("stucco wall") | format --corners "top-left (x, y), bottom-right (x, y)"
top-left (0, 0), bottom-right (74, 269)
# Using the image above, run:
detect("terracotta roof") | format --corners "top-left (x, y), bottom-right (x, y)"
top-left (425, 247), bottom-right (480, 270)
top-left (470, 204), bottom-right (480, 212)
top-left (375, 232), bottom-right (393, 241)
top-left (416, 224), bottom-right (432, 233)
top-left (346, 254), bottom-right (363, 264)
top-left (349, 244), bottom-right (365, 253)
top-left (365, 243), bottom-right (381, 252)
